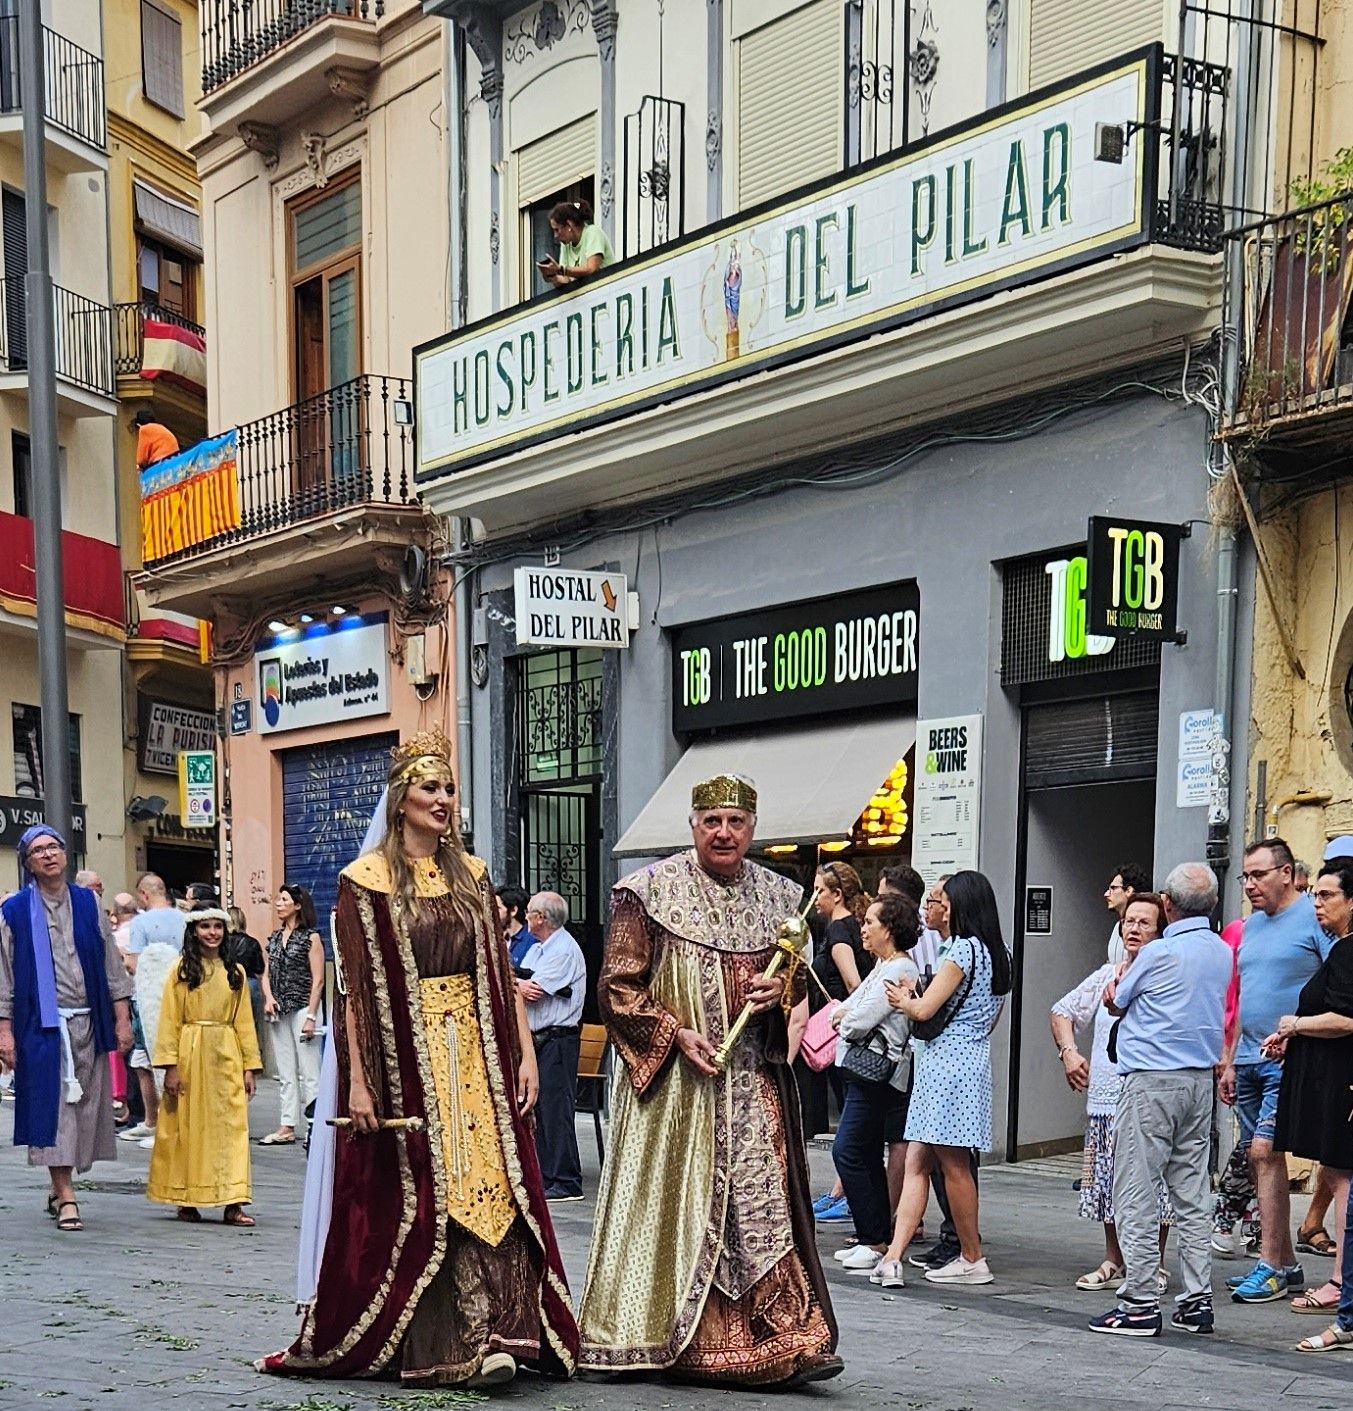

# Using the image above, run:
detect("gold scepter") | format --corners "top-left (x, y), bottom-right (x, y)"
top-left (327, 1116), bottom-right (426, 1131)
top-left (711, 914), bottom-right (812, 1070)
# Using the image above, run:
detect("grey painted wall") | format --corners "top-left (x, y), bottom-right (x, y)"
top-left (466, 390), bottom-right (1227, 1153)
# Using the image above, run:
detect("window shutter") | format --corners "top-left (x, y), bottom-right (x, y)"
top-left (1028, 1), bottom-right (1164, 91)
top-left (516, 116), bottom-right (598, 210)
top-left (141, 0), bottom-right (185, 118)
top-left (736, 0), bottom-right (841, 211)
top-left (1024, 693), bottom-right (1160, 790)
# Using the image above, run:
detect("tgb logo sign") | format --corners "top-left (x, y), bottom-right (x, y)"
top-left (1044, 556), bottom-right (1113, 664)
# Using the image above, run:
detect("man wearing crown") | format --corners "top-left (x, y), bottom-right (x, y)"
top-left (578, 774), bottom-right (841, 1388)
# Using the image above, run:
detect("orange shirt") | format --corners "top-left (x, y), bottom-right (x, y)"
top-left (137, 422), bottom-right (180, 468)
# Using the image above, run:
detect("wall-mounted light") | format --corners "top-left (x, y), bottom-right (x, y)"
top-left (763, 844), bottom-right (798, 856)
top-left (299, 612), bottom-right (314, 624)
top-left (392, 399), bottom-right (415, 426)
top-left (267, 619), bottom-right (288, 633)
top-left (331, 604), bottom-right (347, 616)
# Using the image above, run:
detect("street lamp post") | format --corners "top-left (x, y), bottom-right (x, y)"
top-left (18, 0), bottom-right (75, 859)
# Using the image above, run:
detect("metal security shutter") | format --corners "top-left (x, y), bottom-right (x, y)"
top-left (1028, 1), bottom-right (1164, 90)
top-left (736, 0), bottom-right (842, 209)
top-left (517, 116), bottom-right (598, 209)
top-left (1024, 692), bottom-right (1159, 790)
top-left (281, 732), bottom-right (398, 943)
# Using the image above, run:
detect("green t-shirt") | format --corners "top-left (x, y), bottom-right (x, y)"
top-left (560, 223), bottom-right (615, 275)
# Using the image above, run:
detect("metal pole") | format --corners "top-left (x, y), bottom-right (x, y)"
top-left (19, 0), bottom-right (75, 858)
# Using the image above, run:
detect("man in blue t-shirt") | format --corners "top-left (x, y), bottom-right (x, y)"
top-left (1220, 838), bottom-right (1334, 1304)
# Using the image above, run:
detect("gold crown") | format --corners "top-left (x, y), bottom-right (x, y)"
top-left (391, 727), bottom-right (455, 785)
top-left (691, 773), bottom-right (757, 813)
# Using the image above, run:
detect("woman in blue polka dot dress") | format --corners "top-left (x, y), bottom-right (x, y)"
top-left (869, 871), bottom-right (1011, 1289)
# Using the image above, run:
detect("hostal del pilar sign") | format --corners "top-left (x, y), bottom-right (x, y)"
top-left (414, 49), bottom-right (1158, 479)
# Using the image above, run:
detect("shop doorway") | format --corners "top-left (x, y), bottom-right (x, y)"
top-left (145, 842), bottom-right (216, 898)
top-left (515, 649), bottom-right (604, 1016)
top-left (1009, 692), bottom-right (1157, 1158)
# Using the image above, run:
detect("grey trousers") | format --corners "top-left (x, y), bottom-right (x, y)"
top-left (1113, 1068), bottom-right (1215, 1305)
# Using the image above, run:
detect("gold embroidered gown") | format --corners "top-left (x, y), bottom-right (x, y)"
top-left (579, 851), bottom-right (838, 1383)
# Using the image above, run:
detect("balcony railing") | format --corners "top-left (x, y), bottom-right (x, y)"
top-left (1222, 191), bottom-right (1353, 432)
top-left (142, 373), bottom-right (415, 568)
top-left (114, 301), bottom-right (206, 377)
top-left (0, 276), bottom-right (115, 399)
top-left (0, 17), bottom-right (107, 152)
top-left (201, 0), bottom-right (383, 93)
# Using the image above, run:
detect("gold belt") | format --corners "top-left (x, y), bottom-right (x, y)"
top-left (419, 974), bottom-right (515, 1246)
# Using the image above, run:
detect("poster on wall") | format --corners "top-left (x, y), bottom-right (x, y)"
top-left (255, 614), bottom-right (390, 736)
top-left (138, 698), bottom-right (216, 775)
top-left (913, 714), bottom-right (983, 881)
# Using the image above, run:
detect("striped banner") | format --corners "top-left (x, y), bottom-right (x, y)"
top-left (140, 429), bottom-right (241, 562)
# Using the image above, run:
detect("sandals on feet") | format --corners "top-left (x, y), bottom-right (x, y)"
top-left (1076, 1260), bottom-right (1126, 1291)
top-left (45, 1194), bottom-right (59, 1220)
top-left (1292, 1286), bottom-right (1341, 1313)
top-left (1296, 1323), bottom-right (1353, 1352)
top-left (176, 1207), bottom-right (202, 1222)
top-left (257, 1132), bottom-right (296, 1145)
top-left (55, 1201), bottom-right (82, 1232)
top-left (223, 1205), bottom-right (256, 1227)
top-left (1296, 1226), bottom-right (1337, 1257)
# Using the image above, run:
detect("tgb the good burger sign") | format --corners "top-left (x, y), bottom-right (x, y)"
top-left (415, 50), bottom-right (1157, 479)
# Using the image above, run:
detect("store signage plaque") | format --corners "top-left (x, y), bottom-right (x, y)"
top-left (913, 715), bottom-right (983, 879)
top-left (1086, 516), bottom-right (1187, 642)
top-left (416, 52), bottom-right (1156, 479)
top-left (255, 614), bottom-right (389, 735)
top-left (139, 698), bottom-right (217, 775)
top-left (671, 581), bottom-right (919, 733)
top-left (513, 567), bottom-right (631, 649)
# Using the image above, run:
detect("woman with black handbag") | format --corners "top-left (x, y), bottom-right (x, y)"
top-left (828, 893), bottom-right (921, 1274)
top-left (871, 871), bottom-right (1011, 1289)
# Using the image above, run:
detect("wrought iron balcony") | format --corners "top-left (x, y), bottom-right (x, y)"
top-left (114, 301), bottom-right (207, 378)
top-left (0, 276), bottom-right (115, 401)
top-left (1221, 190), bottom-right (1353, 440)
top-left (141, 373), bottom-right (416, 570)
top-left (201, 0), bottom-right (383, 93)
top-left (0, 16), bottom-right (107, 154)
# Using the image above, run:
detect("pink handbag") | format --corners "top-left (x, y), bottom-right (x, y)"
top-left (801, 999), bottom-right (840, 1071)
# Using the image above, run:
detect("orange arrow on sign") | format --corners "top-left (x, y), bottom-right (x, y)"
top-left (601, 579), bottom-right (617, 613)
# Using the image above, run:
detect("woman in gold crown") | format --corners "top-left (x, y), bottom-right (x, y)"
top-left (259, 729), bottom-right (578, 1387)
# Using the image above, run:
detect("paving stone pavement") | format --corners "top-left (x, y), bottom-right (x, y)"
top-left (2, 1082), bottom-right (1350, 1411)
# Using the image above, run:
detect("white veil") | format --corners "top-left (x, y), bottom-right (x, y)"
top-left (294, 787), bottom-right (390, 1306)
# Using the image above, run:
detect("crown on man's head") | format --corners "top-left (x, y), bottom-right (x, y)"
top-left (691, 773), bottom-right (757, 814)
top-left (391, 727), bottom-right (455, 785)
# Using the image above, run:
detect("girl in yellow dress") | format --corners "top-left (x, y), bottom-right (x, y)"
top-left (147, 908), bottom-right (263, 1225)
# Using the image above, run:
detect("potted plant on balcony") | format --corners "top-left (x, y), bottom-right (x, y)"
top-left (1240, 149), bottom-right (1353, 425)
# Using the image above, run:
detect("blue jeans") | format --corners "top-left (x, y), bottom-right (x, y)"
top-left (1339, 1177), bottom-right (1353, 1331)
top-left (832, 1073), bottom-right (905, 1245)
top-left (1234, 1060), bottom-right (1283, 1147)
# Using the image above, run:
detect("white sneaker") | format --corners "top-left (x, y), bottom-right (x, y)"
top-left (833, 1245), bottom-right (858, 1262)
top-left (924, 1255), bottom-right (994, 1285)
top-left (1211, 1226), bottom-right (1238, 1257)
top-left (137, 1134), bottom-right (156, 1149)
top-left (870, 1259), bottom-right (906, 1288)
top-left (839, 1244), bottom-right (884, 1273)
top-left (467, 1352), bottom-right (516, 1387)
top-left (119, 1123), bottom-right (154, 1141)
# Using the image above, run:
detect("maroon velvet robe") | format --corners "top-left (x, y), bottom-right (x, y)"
top-left (261, 858), bottom-right (578, 1381)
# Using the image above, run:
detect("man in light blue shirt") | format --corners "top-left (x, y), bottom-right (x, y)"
top-left (1221, 837), bottom-right (1334, 1304)
top-left (1089, 862), bottom-right (1232, 1340)
top-left (518, 891), bottom-right (587, 1201)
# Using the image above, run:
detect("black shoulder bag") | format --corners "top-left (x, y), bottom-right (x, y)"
top-left (911, 940), bottom-right (975, 1042)
top-left (838, 1026), bottom-right (896, 1085)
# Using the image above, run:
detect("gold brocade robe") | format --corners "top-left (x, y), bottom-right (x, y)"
top-left (147, 960), bottom-right (261, 1208)
top-left (579, 851), bottom-right (837, 1384)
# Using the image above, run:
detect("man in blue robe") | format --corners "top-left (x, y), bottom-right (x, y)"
top-left (0, 826), bottom-right (134, 1231)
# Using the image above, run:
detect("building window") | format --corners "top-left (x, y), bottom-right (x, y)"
top-left (290, 174), bottom-right (362, 402)
top-left (11, 430), bottom-right (29, 518)
top-left (521, 177), bottom-right (595, 300)
top-left (514, 115), bottom-right (597, 300)
top-left (141, 0), bottom-right (185, 118)
top-left (138, 236), bottom-right (195, 318)
top-left (12, 703), bottom-right (82, 803)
